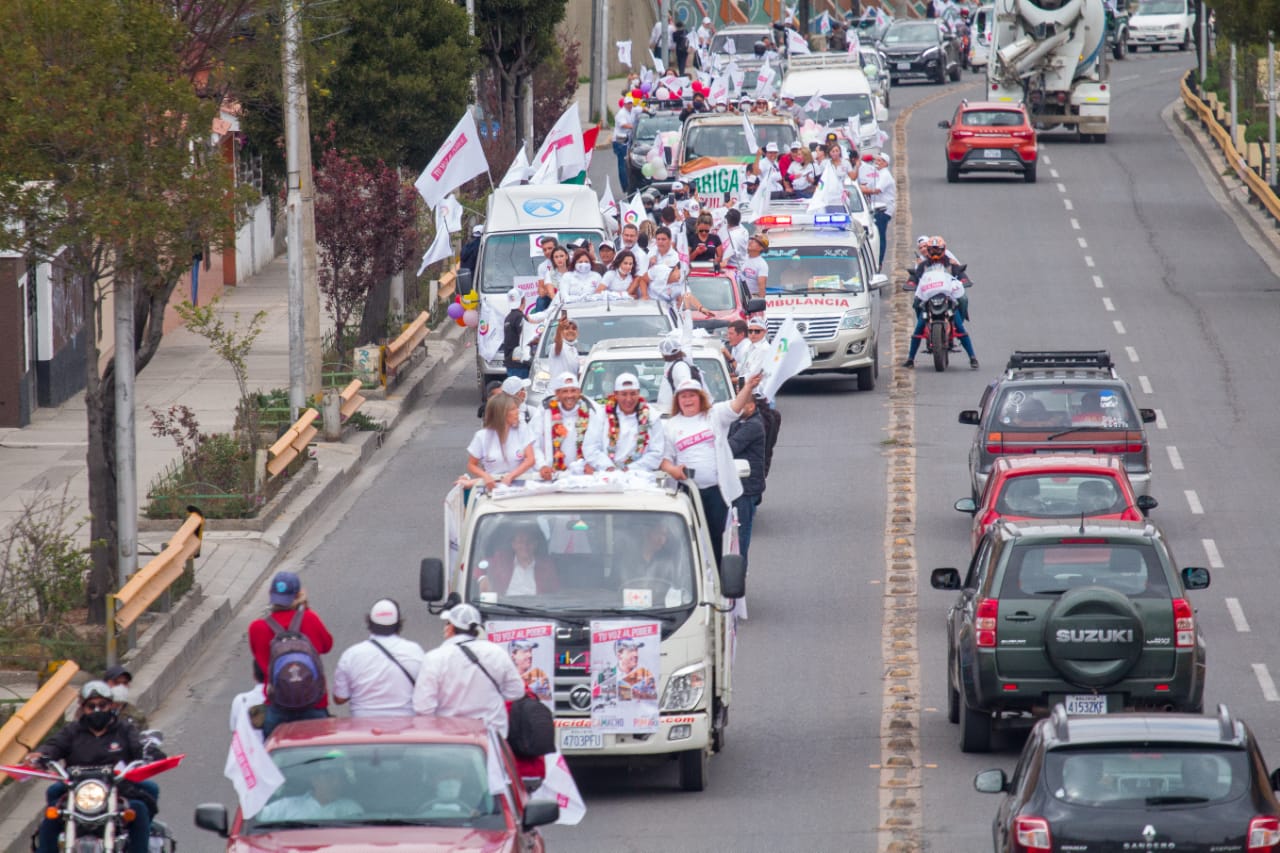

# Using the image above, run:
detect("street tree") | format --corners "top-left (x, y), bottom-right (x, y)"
top-left (0, 0), bottom-right (257, 622)
top-left (476, 0), bottom-right (569, 145)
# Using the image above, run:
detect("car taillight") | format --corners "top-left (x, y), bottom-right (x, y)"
top-left (951, 130), bottom-right (975, 139)
top-left (1173, 598), bottom-right (1195, 648)
top-left (1014, 816), bottom-right (1051, 852)
top-left (976, 598), bottom-right (998, 648)
top-left (1011, 129), bottom-right (1035, 139)
top-left (1093, 443), bottom-right (1146, 454)
top-left (1247, 816), bottom-right (1280, 851)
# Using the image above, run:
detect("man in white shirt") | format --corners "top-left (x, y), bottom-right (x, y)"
top-left (723, 320), bottom-right (752, 379)
top-left (863, 150), bottom-right (896, 269)
top-left (333, 599), bottom-right (425, 718)
top-left (583, 373), bottom-right (665, 472)
top-left (412, 603), bottom-right (526, 737)
top-left (535, 235), bottom-right (558, 282)
top-left (742, 316), bottom-right (771, 381)
top-left (717, 207), bottom-right (750, 271)
top-left (533, 372), bottom-right (597, 478)
top-left (696, 16), bottom-right (714, 51)
top-left (647, 226), bottom-right (686, 277)
top-left (613, 98), bottom-right (636, 193)
top-left (618, 222), bottom-right (649, 272)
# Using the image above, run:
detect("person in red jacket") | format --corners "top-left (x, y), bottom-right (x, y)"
top-left (248, 571), bottom-right (334, 737)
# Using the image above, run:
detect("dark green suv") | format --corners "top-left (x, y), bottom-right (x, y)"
top-left (931, 519), bottom-right (1211, 753)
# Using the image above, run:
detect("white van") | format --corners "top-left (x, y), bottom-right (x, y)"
top-left (1127, 0), bottom-right (1194, 51)
top-left (469, 185), bottom-right (607, 396)
top-left (970, 5), bottom-right (994, 71)
top-left (781, 54), bottom-right (889, 152)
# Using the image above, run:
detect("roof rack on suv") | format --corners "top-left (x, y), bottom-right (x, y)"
top-left (1005, 350), bottom-right (1115, 373)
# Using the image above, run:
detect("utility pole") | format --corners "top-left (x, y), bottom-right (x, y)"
top-left (114, 275), bottom-right (137, 595)
top-left (1199, 2), bottom-right (1208, 83)
top-left (1270, 32), bottom-right (1277, 186)
top-left (1229, 41), bottom-right (1238, 151)
top-left (282, 0), bottom-right (322, 421)
top-left (600, 0), bottom-right (610, 125)
top-left (659, 0), bottom-right (668, 69)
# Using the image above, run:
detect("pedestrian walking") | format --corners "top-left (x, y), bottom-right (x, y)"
top-left (247, 571), bottom-right (334, 738)
top-left (332, 599), bottom-right (425, 718)
top-left (727, 394), bottom-right (767, 569)
top-left (613, 97), bottom-right (636, 193)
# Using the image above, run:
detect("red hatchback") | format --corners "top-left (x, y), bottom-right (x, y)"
top-left (939, 101), bottom-right (1039, 184)
top-left (955, 455), bottom-right (1157, 554)
top-left (195, 716), bottom-right (558, 852)
top-left (683, 265), bottom-right (767, 330)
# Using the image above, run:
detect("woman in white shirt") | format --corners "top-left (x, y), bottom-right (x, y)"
top-left (659, 372), bottom-right (762, 566)
top-left (601, 250), bottom-right (639, 296)
top-left (544, 314), bottom-right (580, 380)
top-left (466, 393), bottom-right (535, 489)
top-left (537, 246), bottom-right (571, 308)
top-left (787, 148), bottom-right (816, 197)
top-left (556, 249), bottom-right (603, 303)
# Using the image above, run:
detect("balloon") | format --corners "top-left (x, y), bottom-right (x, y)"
top-left (631, 87), bottom-right (644, 98)
top-left (456, 316), bottom-right (467, 327)
top-left (463, 309), bottom-right (479, 327)
top-left (447, 301), bottom-right (465, 320)
top-left (461, 291), bottom-right (479, 309)
top-left (653, 163), bottom-right (669, 180)
top-left (641, 162), bottom-right (655, 178)
top-left (640, 83), bottom-right (652, 95)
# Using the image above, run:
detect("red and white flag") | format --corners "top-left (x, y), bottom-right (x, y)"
top-left (530, 752), bottom-right (587, 825)
top-left (414, 109), bottom-right (489, 208)
top-left (534, 105), bottom-right (586, 181)
top-left (224, 703), bottom-right (284, 819)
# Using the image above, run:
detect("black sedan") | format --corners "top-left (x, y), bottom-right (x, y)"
top-left (881, 19), bottom-right (961, 84)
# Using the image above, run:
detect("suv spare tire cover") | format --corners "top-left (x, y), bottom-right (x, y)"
top-left (1043, 586), bottom-right (1145, 688)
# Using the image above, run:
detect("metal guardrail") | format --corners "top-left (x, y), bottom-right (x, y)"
top-left (0, 661), bottom-right (80, 767)
top-left (438, 267), bottom-right (458, 305)
top-left (337, 379), bottom-right (366, 421)
top-left (266, 408), bottom-right (318, 479)
top-left (383, 311), bottom-right (430, 380)
top-left (1182, 78), bottom-right (1280, 224)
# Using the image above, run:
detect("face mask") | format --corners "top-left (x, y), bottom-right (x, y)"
top-left (110, 685), bottom-right (130, 704)
top-left (83, 709), bottom-right (115, 730)
top-left (436, 779), bottom-right (462, 800)
top-left (575, 262), bottom-right (591, 274)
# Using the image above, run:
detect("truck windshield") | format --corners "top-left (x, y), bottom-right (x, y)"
top-left (479, 231), bottom-right (603, 293)
top-left (761, 246), bottom-right (864, 294)
top-left (1136, 0), bottom-right (1184, 13)
top-left (536, 312), bottom-right (673, 358)
top-left (807, 93), bottom-right (874, 125)
top-left (683, 123), bottom-right (798, 163)
top-left (581, 357), bottom-right (733, 404)
top-left (467, 511), bottom-right (696, 613)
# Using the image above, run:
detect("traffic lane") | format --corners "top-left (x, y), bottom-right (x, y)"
top-left (546, 371), bottom-right (892, 851)
top-left (1030, 51), bottom-right (1280, 744)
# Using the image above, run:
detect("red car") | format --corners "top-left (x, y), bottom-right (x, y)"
top-left (683, 264), bottom-right (767, 330)
top-left (939, 100), bottom-right (1039, 184)
top-left (194, 716), bottom-right (558, 852)
top-left (955, 455), bottom-right (1157, 554)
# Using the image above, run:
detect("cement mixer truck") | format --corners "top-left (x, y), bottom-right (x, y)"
top-left (986, 0), bottom-right (1111, 142)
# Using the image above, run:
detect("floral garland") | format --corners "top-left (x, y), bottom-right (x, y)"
top-left (605, 396), bottom-right (651, 466)
top-left (548, 398), bottom-right (591, 471)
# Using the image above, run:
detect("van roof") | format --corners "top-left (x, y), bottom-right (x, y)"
top-left (782, 66), bottom-right (872, 97)
top-left (485, 184), bottom-right (605, 234)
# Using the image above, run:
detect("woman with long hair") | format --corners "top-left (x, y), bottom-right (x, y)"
top-left (536, 246), bottom-right (571, 311)
top-left (559, 248), bottom-right (604, 302)
top-left (466, 393), bottom-right (535, 489)
top-left (603, 250), bottom-right (642, 298)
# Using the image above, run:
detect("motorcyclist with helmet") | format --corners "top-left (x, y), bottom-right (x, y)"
top-left (24, 681), bottom-right (161, 853)
top-left (904, 237), bottom-right (978, 369)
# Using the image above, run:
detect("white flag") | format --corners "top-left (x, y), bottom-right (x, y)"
top-left (530, 752), bottom-right (587, 825)
top-left (616, 39), bottom-right (632, 67)
top-left (848, 32), bottom-right (863, 56)
top-left (726, 61), bottom-right (744, 93)
top-left (785, 28), bottom-right (811, 55)
top-left (848, 114), bottom-right (863, 147)
top-left (528, 147), bottom-right (559, 185)
top-left (723, 36), bottom-right (736, 55)
top-left (818, 11), bottom-right (832, 34)
top-left (741, 112), bottom-right (759, 155)
top-left (417, 208), bottom-right (454, 275)
top-left (709, 75), bottom-right (730, 105)
top-left (621, 192), bottom-right (647, 228)
top-left (599, 176), bottom-right (618, 228)
top-left (414, 109), bottom-right (489, 208)
top-left (755, 65), bottom-right (777, 100)
top-left (746, 183), bottom-right (769, 222)
top-left (439, 193), bottom-right (463, 233)
top-left (761, 316), bottom-right (813, 399)
top-left (499, 145), bottom-right (530, 187)
top-left (807, 161), bottom-right (846, 213)
top-left (224, 703), bottom-right (284, 819)
top-left (533, 104), bottom-right (585, 180)
top-left (803, 92), bottom-right (831, 114)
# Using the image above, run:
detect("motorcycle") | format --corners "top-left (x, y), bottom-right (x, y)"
top-left (902, 264), bottom-right (971, 373)
top-left (4, 752), bottom-right (182, 853)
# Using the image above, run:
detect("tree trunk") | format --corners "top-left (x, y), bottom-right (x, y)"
top-left (81, 268), bottom-right (117, 625)
top-left (358, 274), bottom-right (392, 345)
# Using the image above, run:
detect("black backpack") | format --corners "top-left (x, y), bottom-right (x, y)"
top-left (458, 643), bottom-right (555, 757)
top-left (666, 359), bottom-right (704, 392)
top-left (265, 610), bottom-right (327, 710)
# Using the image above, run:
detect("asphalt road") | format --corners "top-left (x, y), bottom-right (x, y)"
top-left (132, 50), bottom-right (1280, 853)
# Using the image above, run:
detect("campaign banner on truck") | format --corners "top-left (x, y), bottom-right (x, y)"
top-left (486, 620), bottom-right (556, 709)
top-left (682, 163), bottom-right (748, 208)
top-left (589, 620), bottom-right (660, 733)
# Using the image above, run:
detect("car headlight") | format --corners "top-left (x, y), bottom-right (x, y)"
top-left (660, 662), bottom-right (707, 712)
top-left (73, 780), bottom-right (108, 815)
top-left (840, 308), bottom-right (870, 330)
top-left (1164, 22), bottom-right (1182, 30)
top-left (921, 46), bottom-right (939, 58)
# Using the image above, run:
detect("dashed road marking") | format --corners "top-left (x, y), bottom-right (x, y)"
top-left (1154, 408), bottom-right (1167, 429)
top-left (1226, 599), bottom-right (1251, 632)
top-left (1202, 538), bottom-right (1224, 569)
top-left (1043, 155), bottom-right (1052, 165)
top-left (1085, 256), bottom-right (1096, 268)
top-left (1116, 73), bottom-right (1139, 82)
top-left (1167, 446), bottom-right (1184, 470)
top-left (1138, 375), bottom-right (1152, 393)
top-left (1077, 237), bottom-right (1088, 248)
top-left (1185, 489), bottom-right (1204, 514)
top-left (1253, 663), bottom-right (1279, 701)
top-left (1051, 168), bottom-right (1060, 178)
top-left (1126, 346), bottom-right (1139, 363)
top-left (1070, 217), bottom-right (1081, 230)
top-left (1064, 198), bottom-right (1074, 210)
top-left (1113, 320), bottom-right (1126, 334)
top-left (1093, 275), bottom-right (1104, 288)
top-left (1102, 297), bottom-right (1115, 311)
top-left (1057, 182), bottom-right (1067, 192)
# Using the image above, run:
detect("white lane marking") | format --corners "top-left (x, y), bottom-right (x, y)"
top-left (1126, 346), bottom-right (1139, 363)
top-left (1085, 256), bottom-right (1096, 268)
top-left (1185, 489), bottom-right (1204, 514)
top-left (1167, 446), bottom-right (1184, 470)
top-left (1113, 320), bottom-right (1126, 334)
top-left (1154, 408), bottom-right (1167, 429)
top-left (1102, 297), bottom-right (1115, 311)
top-left (1057, 182), bottom-right (1067, 192)
top-left (1043, 155), bottom-right (1052, 165)
top-left (1051, 168), bottom-right (1060, 178)
top-left (1093, 275), bottom-right (1104, 288)
top-left (1202, 538), bottom-right (1224, 569)
top-left (1253, 663), bottom-right (1279, 701)
top-left (1225, 599), bottom-right (1251, 632)
top-left (1064, 198), bottom-right (1074, 210)
top-left (1077, 237), bottom-right (1088, 248)
top-left (1116, 73), bottom-right (1139, 82)
top-left (1138, 375), bottom-right (1152, 393)
top-left (1070, 217), bottom-right (1081, 230)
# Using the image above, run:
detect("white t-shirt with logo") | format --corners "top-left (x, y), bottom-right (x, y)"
top-left (739, 256), bottom-right (769, 296)
top-left (663, 403), bottom-right (738, 490)
top-left (466, 426), bottom-right (533, 476)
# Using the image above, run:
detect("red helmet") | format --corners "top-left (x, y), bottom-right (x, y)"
top-left (960, 7), bottom-right (971, 16)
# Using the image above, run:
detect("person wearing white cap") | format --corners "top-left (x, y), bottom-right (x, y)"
top-left (501, 287), bottom-right (533, 380)
top-left (658, 370), bottom-right (763, 566)
top-left (412, 602), bottom-right (525, 737)
top-left (332, 599), bottom-right (425, 718)
top-left (696, 15), bottom-right (714, 53)
top-left (777, 94), bottom-right (809, 125)
top-left (861, 149), bottom-right (896, 268)
top-left (582, 372), bottom-right (665, 472)
top-left (655, 332), bottom-right (699, 411)
top-left (742, 315), bottom-right (772, 379)
top-left (756, 141), bottom-right (790, 198)
top-left (532, 371), bottom-right (597, 479)
top-left (469, 390), bottom-right (536, 489)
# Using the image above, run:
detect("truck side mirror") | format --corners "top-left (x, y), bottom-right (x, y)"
top-left (718, 553), bottom-right (747, 599)
top-left (420, 557), bottom-right (445, 602)
top-left (456, 267), bottom-right (474, 297)
top-left (745, 298), bottom-right (767, 314)
top-left (954, 497), bottom-right (977, 514)
top-left (522, 800), bottom-right (560, 829)
top-left (1139, 408), bottom-right (1157, 423)
top-left (871, 273), bottom-right (890, 292)
top-left (931, 568), bottom-right (962, 590)
top-left (1136, 495), bottom-right (1158, 515)
top-left (1181, 566), bottom-right (1211, 590)
top-left (194, 804), bottom-right (229, 838)
top-left (958, 410), bottom-right (981, 425)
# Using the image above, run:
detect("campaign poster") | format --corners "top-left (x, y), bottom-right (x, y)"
top-left (486, 620), bottom-right (556, 709)
top-left (683, 163), bottom-right (747, 209)
top-left (589, 620), bottom-right (660, 733)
